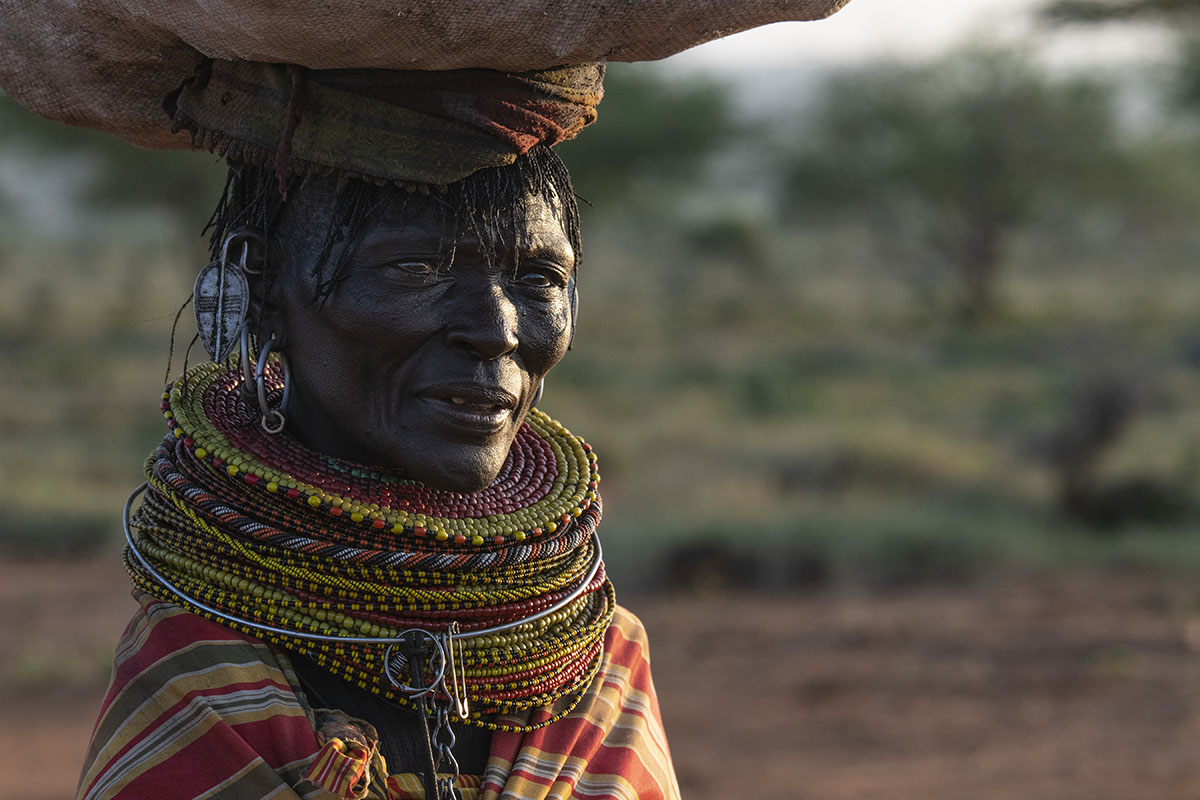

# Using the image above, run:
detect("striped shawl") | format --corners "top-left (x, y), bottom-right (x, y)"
top-left (76, 594), bottom-right (680, 800)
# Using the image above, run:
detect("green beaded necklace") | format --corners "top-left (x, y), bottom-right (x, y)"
top-left (124, 361), bottom-right (614, 733)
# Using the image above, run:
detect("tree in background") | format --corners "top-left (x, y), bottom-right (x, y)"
top-left (555, 65), bottom-right (733, 213)
top-left (1043, 0), bottom-right (1200, 24)
top-left (777, 48), bottom-right (1119, 325)
top-left (1046, 0), bottom-right (1200, 117)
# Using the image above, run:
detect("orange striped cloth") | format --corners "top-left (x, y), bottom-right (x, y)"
top-left (76, 594), bottom-right (680, 800)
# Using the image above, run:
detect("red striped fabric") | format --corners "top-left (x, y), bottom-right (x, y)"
top-left (77, 595), bottom-right (679, 800)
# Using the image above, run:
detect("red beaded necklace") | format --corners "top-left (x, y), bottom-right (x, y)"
top-left (125, 361), bottom-right (614, 732)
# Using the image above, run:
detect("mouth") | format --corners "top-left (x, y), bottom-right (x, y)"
top-left (420, 383), bottom-right (519, 431)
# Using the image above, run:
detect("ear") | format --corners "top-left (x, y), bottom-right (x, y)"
top-left (223, 227), bottom-right (267, 276)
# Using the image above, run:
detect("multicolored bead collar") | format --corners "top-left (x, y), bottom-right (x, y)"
top-left (124, 360), bottom-right (613, 732)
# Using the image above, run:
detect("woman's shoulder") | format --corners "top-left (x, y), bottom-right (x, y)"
top-left (77, 593), bottom-right (318, 800)
top-left (119, 591), bottom-right (277, 655)
top-left (604, 603), bottom-right (655, 667)
top-left (106, 592), bottom-right (303, 699)
top-left (610, 603), bottom-right (648, 636)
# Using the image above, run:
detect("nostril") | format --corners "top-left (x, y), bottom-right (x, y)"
top-left (445, 289), bottom-right (520, 359)
top-left (449, 333), bottom-right (518, 360)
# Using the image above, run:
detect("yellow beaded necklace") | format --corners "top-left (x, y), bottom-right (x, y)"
top-left (124, 362), bottom-right (614, 732)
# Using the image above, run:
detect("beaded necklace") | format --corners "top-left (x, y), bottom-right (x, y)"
top-left (124, 360), bottom-right (612, 733)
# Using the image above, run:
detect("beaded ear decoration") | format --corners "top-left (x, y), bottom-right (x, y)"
top-left (125, 360), bottom-right (610, 736)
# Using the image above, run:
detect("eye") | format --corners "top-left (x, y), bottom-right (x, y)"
top-left (518, 259), bottom-right (569, 289)
top-left (394, 259), bottom-right (437, 275)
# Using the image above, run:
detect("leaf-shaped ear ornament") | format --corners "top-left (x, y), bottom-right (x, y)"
top-left (194, 236), bottom-right (252, 362)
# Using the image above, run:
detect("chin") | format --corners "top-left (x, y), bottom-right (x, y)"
top-left (418, 468), bottom-right (498, 494)
top-left (404, 447), bottom-right (508, 494)
top-left (439, 473), bottom-right (495, 494)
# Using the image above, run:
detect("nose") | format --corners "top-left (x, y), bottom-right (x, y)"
top-left (445, 280), bottom-right (520, 360)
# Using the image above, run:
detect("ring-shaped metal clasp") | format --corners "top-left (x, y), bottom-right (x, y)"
top-left (384, 629), bottom-right (448, 698)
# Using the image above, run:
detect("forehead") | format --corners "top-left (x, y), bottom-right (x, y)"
top-left (274, 178), bottom-right (576, 296)
top-left (369, 186), bottom-right (569, 245)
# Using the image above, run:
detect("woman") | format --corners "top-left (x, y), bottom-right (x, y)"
top-left (76, 63), bottom-right (679, 800)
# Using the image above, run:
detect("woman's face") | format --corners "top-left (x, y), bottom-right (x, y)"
top-left (262, 188), bottom-right (576, 493)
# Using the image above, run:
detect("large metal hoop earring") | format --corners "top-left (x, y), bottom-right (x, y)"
top-left (254, 334), bottom-right (291, 434)
top-left (239, 324), bottom-right (258, 397)
top-left (531, 379), bottom-right (544, 408)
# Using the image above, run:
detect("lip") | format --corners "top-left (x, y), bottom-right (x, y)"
top-left (418, 382), bottom-right (519, 433)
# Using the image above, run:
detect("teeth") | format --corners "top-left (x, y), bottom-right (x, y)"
top-left (445, 396), bottom-right (506, 413)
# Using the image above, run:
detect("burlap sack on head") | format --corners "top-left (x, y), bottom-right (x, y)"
top-left (0, 0), bottom-right (851, 149)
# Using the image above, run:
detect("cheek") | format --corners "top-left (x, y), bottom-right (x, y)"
top-left (279, 297), bottom-right (405, 400)
top-left (521, 302), bottom-right (573, 374)
top-left (305, 281), bottom-right (432, 352)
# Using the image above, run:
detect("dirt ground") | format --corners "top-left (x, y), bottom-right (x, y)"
top-left (7, 556), bottom-right (1200, 800)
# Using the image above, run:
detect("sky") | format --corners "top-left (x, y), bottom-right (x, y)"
top-left (660, 0), bottom-right (1171, 73)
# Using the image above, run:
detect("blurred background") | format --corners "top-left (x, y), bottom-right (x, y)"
top-left (8, 0), bottom-right (1200, 797)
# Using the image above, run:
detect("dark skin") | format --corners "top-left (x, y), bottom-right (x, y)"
top-left (230, 187), bottom-right (577, 493)
top-left (221, 185), bottom-right (578, 771)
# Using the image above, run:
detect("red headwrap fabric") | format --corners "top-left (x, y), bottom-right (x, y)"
top-left (168, 60), bottom-right (605, 187)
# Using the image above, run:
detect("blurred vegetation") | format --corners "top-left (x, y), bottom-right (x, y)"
top-left (1043, 0), bottom-right (1200, 24)
top-left (6, 49), bottom-right (1200, 594)
top-left (555, 67), bottom-right (733, 210)
top-left (1046, 0), bottom-right (1200, 122)
top-left (0, 92), bottom-right (226, 235)
top-left (777, 49), bottom-right (1123, 325)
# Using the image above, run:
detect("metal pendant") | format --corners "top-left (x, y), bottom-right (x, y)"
top-left (193, 258), bottom-right (250, 362)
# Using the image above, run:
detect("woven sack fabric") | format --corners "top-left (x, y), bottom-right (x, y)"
top-left (0, 0), bottom-right (850, 149)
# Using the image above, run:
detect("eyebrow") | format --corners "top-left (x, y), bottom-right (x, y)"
top-left (519, 241), bottom-right (575, 264)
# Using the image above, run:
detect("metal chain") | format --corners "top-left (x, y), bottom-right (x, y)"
top-left (392, 630), bottom-right (462, 800)
top-left (433, 702), bottom-right (463, 800)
